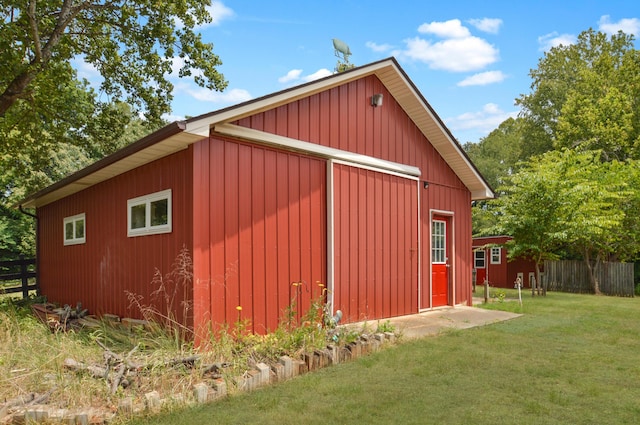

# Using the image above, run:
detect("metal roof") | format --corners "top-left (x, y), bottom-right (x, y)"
top-left (18, 57), bottom-right (494, 209)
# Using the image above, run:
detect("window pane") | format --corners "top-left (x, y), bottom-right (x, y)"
top-left (432, 221), bottom-right (445, 263)
top-left (131, 204), bottom-right (146, 229)
top-left (150, 198), bottom-right (168, 226)
top-left (75, 219), bottom-right (85, 239)
top-left (65, 222), bottom-right (74, 240)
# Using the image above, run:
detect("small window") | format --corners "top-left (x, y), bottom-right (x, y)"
top-left (491, 247), bottom-right (502, 264)
top-left (432, 220), bottom-right (446, 264)
top-left (127, 189), bottom-right (172, 237)
top-left (64, 213), bottom-right (86, 245)
top-left (474, 250), bottom-right (485, 269)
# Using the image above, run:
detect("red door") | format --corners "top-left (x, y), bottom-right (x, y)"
top-left (431, 216), bottom-right (450, 307)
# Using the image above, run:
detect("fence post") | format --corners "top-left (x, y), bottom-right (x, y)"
top-left (20, 255), bottom-right (30, 299)
top-left (483, 279), bottom-right (489, 304)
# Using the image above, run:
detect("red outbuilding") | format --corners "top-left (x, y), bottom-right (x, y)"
top-left (472, 235), bottom-right (539, 289)
top-left (19, 58), bottom-right (493, 337)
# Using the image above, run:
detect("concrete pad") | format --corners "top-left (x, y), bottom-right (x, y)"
top-left (384, 306), bottom-right (522, 340)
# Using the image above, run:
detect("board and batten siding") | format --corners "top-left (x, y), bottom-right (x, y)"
top-left (38, 148), bottom-right (194, 324)
top-left (235, 74), bottom-right (474, 308)
top-left (192, 136), bottom-right (327, 335)
top-left (332, 163), bottom-right (419, 322)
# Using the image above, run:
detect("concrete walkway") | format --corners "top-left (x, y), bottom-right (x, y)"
top-left (382, 303), bottom-right (522, 340)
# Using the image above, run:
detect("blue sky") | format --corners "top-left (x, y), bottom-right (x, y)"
top-left (78, 1), bottom-right (640, 144)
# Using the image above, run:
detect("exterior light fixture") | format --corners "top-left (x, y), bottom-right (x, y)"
top-left (423, 181), bottom-right (429, 189)
top-left (371, 93), bottom-right (383, 107)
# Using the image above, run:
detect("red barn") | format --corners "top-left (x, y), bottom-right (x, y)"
top-left (472, 235), bottom-right (538, 289)
top-left (19, 58), bottom-right (493, 337)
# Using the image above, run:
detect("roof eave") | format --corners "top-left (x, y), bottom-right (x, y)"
top-left (18, 57), bottom-right (495, 208)
top-left (17, 121), bottom-right (189, 209)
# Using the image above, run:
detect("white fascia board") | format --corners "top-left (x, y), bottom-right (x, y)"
top-left (471, 188), bottom-right (495, 200)
top-left (213, 123), bottom-right (421, 177)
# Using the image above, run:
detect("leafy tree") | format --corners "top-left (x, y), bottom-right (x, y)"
top-left (0, 1), bottom-right (215, 259)
top-left (516, 29), bottom-right (640, 161)
top-left (555, 152), bottom-right (629, 294)
top-left (464, 117), bottom-right (524, 190)
top-left (556, 60), bottom-right (640, 160)
top-left (465, 118), bottom-right (525, 236)
top-left (0, 1), bottom-right (227, 123)
top-left (493, 149), bottom-right (634, 294)
top-left (491, 152), bottom-right (568, 288)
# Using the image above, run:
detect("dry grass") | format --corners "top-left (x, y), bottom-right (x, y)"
top-left (0, 290), bottom-right (370, 422)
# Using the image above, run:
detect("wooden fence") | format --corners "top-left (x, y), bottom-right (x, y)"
top-left (0, 256), bottom-right (38, 299)
top-left (543, 260), bottom-right (634, 297)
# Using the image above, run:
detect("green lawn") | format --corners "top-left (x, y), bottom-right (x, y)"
top-left (130, 292), bottom-right (640, 425)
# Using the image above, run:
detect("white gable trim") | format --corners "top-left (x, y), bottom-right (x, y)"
top-left (212, 123), bottom-right (422, 177)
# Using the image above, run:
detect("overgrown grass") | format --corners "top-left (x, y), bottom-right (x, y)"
top-left (131, 292), bottom-right (640, 425)
top-left (0, 282), bottom-right (371, 417)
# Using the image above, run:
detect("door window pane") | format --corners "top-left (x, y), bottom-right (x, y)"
top-left (432, 220), bottom-right (445, 264)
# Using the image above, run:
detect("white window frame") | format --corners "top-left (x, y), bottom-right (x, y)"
top-left (127, 189), bottom-right (172, 237)
top-left (64, 213), bottom-right (86, 246)
top-left (431, 220), bottom-right (446, 264)
top-left (474, 249), bottom-right (485, 269)
top-left (490, 247), bottom-right (502, 264)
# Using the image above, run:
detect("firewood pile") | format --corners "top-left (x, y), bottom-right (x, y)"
top-left (63, 342), bottom-right (141, 395)
top-left (30, 303), bottom-right (93, 331)
top-left (63, 341), bottom-right (229, 395)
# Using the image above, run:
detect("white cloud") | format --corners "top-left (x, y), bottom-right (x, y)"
top-left (457, 70), bottom-right (506, 87)
top-left (538, 32), bottom-right (576, 51)
top-left (184, 86), bottom-right (252, 104)
top-left (418, 19), bottom-right (471, 38)
top-left (445, 103), bottom-right (518, 135)
top-left (205, 1), bottom-right (235, 27)
top-left (598, 15), bottom-right (640, 36)
top-left (399, 19), bottom-right (499, 72)
top-left (176, 1), bottom-right (234, 30)
top-left (303, 69), bottom-right (332, 82)
top-left (71, 56), bottom-right (100, 79)
top-left (278, 69), bottom-right (303, 83)
top-left (467, 18), bottom-right (503, 34)
top-left (401, 35), bottom-right (499, 72)
top-left (366, 41), bottom-right (393, 53)
top-left (278, 68), bottom-right (332, 85)
top-left (162, 113), bottom-right (186, 122)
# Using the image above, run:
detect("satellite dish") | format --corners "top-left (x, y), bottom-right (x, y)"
top-left (332, 38), bottom-right (352, 62)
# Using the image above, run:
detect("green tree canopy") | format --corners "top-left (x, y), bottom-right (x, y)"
top-left (492, 149), bottom-right (636, 294)
top-left (516, 29), bottom-right (640, 161)
top-left (0, 0), bottom-right (227, 123)
top-left (464, 117), bottom-right (524, 191)
top-left (0, 1), bottom-right (222, 258)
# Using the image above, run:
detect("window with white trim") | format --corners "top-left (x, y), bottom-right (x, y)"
top-left (474, 250), bottom-right (485, 268)
top-left (432, 220), bottom-right (446, 264)
top-left (64, 213), bottom-right (86, 245)
top-left (490, 247), bottom-right (502, 264)
top-left (127, 189), bottom-right (172, 237)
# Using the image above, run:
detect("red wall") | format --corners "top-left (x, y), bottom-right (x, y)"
top-left (333, 163), bottom-right (418, 322)
top-left (236, 75), bottom-right (474, 308)
top-left (192, 137), bottom-right (327, 335)
top-left (472, 236), bottom-right (537, 288)
top-left (38, 148), bottom-right (194, 324)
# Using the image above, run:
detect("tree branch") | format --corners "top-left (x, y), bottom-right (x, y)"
top-left (27, 0), bottom-right (42, 61)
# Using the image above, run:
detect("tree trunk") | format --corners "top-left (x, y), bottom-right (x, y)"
top-left (583, 248), bottom-right (602, 295)
top-left (534, 253), bottom-right (545, 296)
top-left (0, 70), bottom-right (37, 116)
